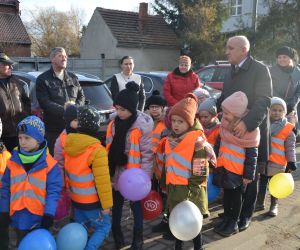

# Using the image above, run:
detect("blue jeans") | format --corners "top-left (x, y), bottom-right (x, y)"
top-left (112, 190), bottom-right (143, 230)
top-left (74, 208), bottom-right (111, 250)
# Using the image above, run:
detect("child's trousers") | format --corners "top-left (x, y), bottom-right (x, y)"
top-left (74, 208), bottom-right (111, 250)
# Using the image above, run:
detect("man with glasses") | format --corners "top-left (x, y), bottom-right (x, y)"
top-left (36, 47), bottom-right (85, 154)
top-left (0, 53), bottom-right (31, 152)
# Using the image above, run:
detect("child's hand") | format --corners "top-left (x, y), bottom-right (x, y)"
top-left (242, 178), bottom-right (252, 185)
top-left (102, 209), bottom-right (111, 215)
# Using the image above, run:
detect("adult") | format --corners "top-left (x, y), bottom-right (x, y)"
top-left (216, 35), bottom-right (272, 232)
top-left (269, 46), bottom-right (300, 122)
top-left (36, 47), bottom-right (85, 154)
top-left (0, 53), bottom-right (31, 151)
top-left (163, 55), bottom-right (201, 107)
top-left (110, 56), bottom-right (145, 111)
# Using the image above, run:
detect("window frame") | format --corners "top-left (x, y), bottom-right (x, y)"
top-left (230, 0), bottom-right (242, 16)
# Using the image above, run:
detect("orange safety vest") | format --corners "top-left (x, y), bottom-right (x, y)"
top-left (205, 125), bottom-right (220, 147)
top-left (64, 142), bottom-right (101, 204)
top-left (155, 137), bottom-right (167, 179)
top-left (0, 150), bottom-right (11, 188)
top-left (151, 121), bottom-right (166, 153)
top-left (217, 141), bottom-right (245, 175)
top-left (106, 120), bottom-right (142, 168)
top-left (8, 154), bottom-right (57, 216)
top-left (165, 131), bottom-right (202, 185)
top-left (269, 122), bottom-right (294, 166)
top-left (59, 130), bottom-right (67, 148)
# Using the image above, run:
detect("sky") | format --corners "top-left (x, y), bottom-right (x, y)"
top-left (20, 0), bottom-right (153, 24)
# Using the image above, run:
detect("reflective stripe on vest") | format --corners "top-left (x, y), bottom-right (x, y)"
top-left (165, 131), bottom-right (202, 185)
top-left (106, 120), bottom-right (142, 169)
top-left (217, 141), bottom-right (245, 175)
top-left (151, 121), bottom-right (166, 153)
top-left (65, 142), bottom-right (101, 204)
top-left (269, 122), bottom-right (294, 166)
top-left (155, 137), bottom-right (167, 179)
top-left (0, 150), bottom-right (11, 188)
top-left (8, 154), bottom-right (57, 216)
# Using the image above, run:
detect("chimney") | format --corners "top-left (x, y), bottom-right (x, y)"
top-left (15, 0), bottom-right (19, 14)
top-left (138, 2), bottom-right (148, 33)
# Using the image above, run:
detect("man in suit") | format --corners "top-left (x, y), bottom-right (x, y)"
top-left (217, 35), bottom-right (272, 233)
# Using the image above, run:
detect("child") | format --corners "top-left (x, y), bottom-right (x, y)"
top-left (256, 97), bottom-right (297, 216)
top-left (63, 105), bottom-right (113, 250)
top-left (0, 115), bottom-right (62, 246)
top-left (198, 98), bottom-right (220, 148)
top-left (193, 87), bottom-right (210, 105)
top-left (213, 91), bottom-right (260, 237)
top-left (156, 93), bottom-right (216, 250)
top-left (106, 81), bottom-right (153, 250)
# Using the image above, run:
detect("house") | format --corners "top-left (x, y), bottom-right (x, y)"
top-left (80, 2), bottom-right (180, 72)
top-left (0, 0), bottom-right (31, 56)
top-left (221, 0), bottom-right (269, 32)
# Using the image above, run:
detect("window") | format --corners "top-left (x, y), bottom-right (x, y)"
top-left (197, 67), bottom-right (216, 83)
top-left (231, 0), bottom-right (242, 16)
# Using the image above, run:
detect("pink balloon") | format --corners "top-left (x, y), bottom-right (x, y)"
top-left (55, 189), bottom-right (71, 221)
top-left (118, 168), bottom-right (151, 201)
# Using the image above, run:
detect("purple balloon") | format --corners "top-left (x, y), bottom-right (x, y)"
top-left (118, 168), bottom-right (151, 201)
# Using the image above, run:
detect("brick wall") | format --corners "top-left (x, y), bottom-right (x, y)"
top-left (0, 43), bottom-right (31, 56)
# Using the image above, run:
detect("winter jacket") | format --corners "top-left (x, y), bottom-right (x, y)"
top-left (217, 56), bottom-right (272, 162)
top-left (163, 68), bottom-right (201, 107)
top-left (110, 74), bottom-right (145, 111)
top-left (64, 133), bottom-right (113, 210)
top-left (270, 64), bottom-right (300, 112)
top-left (36, 67), bottom-right (85, 132)
top-left (0, 75), bottom-right (31, 137)
top-left (54, 130), bottom-right (67, 171)
top-left (107, 111), bottom-right (153, 189)
top-left (0, 147), bottom-right (62, 230)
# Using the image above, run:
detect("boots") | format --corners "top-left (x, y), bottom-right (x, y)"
top-left (112, 226), bottom-right (125, 249)
top-left (175, 239), bottom-right (183, 250)
top-left (268, 196), bottom-right (278, 217)
top-left (217, 219), bottom-right (239, 237)
top-left (214, 216), bottom-right (230, 234)
top-left (255, 191), bottom-right (266, 211)
top-left (131, 228), bottom-right (143, 250)
top-left (193, 233), bottom-right (203, 250)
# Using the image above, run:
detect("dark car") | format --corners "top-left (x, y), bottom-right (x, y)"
top-left (196, 64), bottom-right (231, 90)
top-left (13, 71), bottom-right (115, 141)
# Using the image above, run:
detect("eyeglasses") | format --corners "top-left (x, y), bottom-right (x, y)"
top-left (149, 105), bottom-right (162, 110)
top-left (0, 63), bottom-right (13, 69)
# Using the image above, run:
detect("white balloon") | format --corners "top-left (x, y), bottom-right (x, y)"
top-left (169, 200), bottom-right (203, 241)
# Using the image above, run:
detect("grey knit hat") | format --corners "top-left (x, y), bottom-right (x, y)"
top-left (198, 98), bottom-right (217, 115)
top-left (271, 97), bottom-right (287, 114)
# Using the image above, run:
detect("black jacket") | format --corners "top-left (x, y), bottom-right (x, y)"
top-left (217, 56), bottom-right (273, 162)
top-left (36, 67), bottom-right (85, 132)
top-left (0, 75), bottom-right (31, 137)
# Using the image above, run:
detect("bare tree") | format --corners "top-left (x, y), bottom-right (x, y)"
top-left (25, 7), bottom-right (83, 57)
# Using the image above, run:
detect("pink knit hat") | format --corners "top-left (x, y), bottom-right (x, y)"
top-left (221, 91), bottom-right (248, 118)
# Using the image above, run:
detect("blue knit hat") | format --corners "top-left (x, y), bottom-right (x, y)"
top-left (17, 116), bottom-right (45, 144)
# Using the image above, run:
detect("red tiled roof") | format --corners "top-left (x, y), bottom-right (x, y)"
top-left (0, 13), bottom-right (31, 44)
top-left (97, 7), bottom-right (179, 49)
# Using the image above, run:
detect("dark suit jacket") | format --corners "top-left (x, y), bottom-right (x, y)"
top-left (217, 56), bottom-right (273, 162)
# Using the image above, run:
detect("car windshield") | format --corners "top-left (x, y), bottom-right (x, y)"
top-left (81, 81), bottom-right (113, 110)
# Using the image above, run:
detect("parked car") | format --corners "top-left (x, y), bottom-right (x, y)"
top-left (104, 71), bottom-right (221, 100)
top-left (13, 71), bottom-right (115, 142)
top-left (196, 64), bottom-right (231, 90)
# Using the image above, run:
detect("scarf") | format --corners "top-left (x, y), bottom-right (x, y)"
top-left (277, 64), bottom-right (294, 74)
top-left (270, 118), bottom-right (287, 136)
top-left (108, 114), bottom-right (137, 177)
top-left (173, 67), bottom-right (193, 77)
top-left (219, 118), bottom-right (260, 148)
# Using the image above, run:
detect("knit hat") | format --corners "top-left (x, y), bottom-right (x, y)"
top-left (169, 93), bottom-right (198, 127)
top-left (221, 91), bottom-right (248, 118)
top-left (198, 98), bottom-right (217, 115)
top-left (145, 90), bottom-right (166, 110)
top-left (193, 87), bottom-right (210, 102)
top-left (276, 46), bottom-right (296, 60)
top-left (64, 104), bottom-right (78, 124)
top-left (114, 81), bottom-right (139, 114)
top-left (17, 115), bottom-right (45, 144)
top-left (179, 55), bottom-right (192, 65)
top-left (271, 97), bottom-right (287, 114)
top-left (77, 105), bottom-right (101, 135)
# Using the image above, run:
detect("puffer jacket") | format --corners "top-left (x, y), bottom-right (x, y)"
top-left (270, 64), bottom-right (300, 112)
top-left (163, 68), bottom-right (201, 107)
top-left (36, 67), bottom-right (85, 132)
top-left (0, 75), bottom-right (31, 137)
top-left (64, 133), bottom-right (113, 210)
top-left (108, 111), bottom-right (154, 189)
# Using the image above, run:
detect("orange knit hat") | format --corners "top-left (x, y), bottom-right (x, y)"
top-left (179, 55), bottom-right (192, 65)
top-left (169, 93), bottom-right (198, 127)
